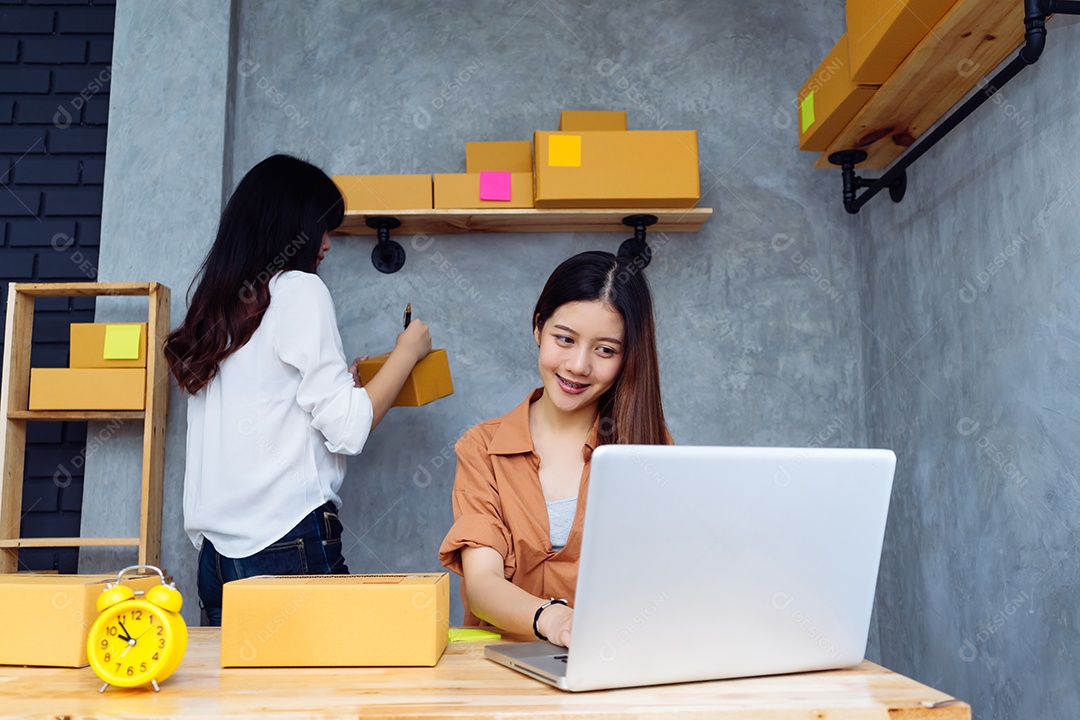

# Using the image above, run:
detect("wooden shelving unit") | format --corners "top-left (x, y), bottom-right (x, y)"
top-left (333, 207), bottom-right (713, 236)
top-left (814, 0), bottom-right (1027, 170)
top-left (0, 282), bottom-right (170, 574)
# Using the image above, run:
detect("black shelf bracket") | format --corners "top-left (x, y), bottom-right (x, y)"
top-left (365, 217), bottom-right (405, 274)
top-left (831, 0), bottom-right (1079, 214)
top-left (829, 150), bottom-right (906, 214)
top-left (618, 214), bottom-right (658, 268)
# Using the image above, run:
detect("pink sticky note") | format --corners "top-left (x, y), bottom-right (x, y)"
top-left (479, 171), bottom-right (513, 201)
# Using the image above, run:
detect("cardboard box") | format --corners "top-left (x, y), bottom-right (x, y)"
top-left (29, 368), bottom-right (146, 410)
top-left (355, 349), bottom-right (454, 407)
top-left (465, 141), bottom-right (533, 173)
top-left (69, 322), bottom-right (147, 368)
top-left (220, 574), bottom-right (450, 667)
top-left (0, 572), bottom-right (165, 667)
top-left (332, 175), bottom-right (433, 211)
top-left (559, 110), bottom-right (627, 131)
top-left (797, 34), bottom-right (878, 152)
top-left (434, 173), bottom-right (534, 209)
top-left (533, 130), bottom-right (700, 209)
top-left (847, 0), bottom-right (960, 84)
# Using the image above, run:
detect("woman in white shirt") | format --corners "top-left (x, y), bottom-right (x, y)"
top-left (165, 154), bottom-right (431, 625)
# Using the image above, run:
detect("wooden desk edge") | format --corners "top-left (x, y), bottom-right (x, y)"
top-left (0, 627), bottom-right (971, 719)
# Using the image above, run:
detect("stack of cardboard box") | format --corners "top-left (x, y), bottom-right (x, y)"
top-left (798, 0), bottom-right (961, 152)
top-left (435, 140), bottom-right (534, 209)
top-left (28, 322), bottom-right (147, 411)
top-left (534, 110), bottom-right (699, 209)
top-left (332, 109), bottom-right (701, 211)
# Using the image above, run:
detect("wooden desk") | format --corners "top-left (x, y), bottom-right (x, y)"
top-left (0, 628), bottom-right (970, 718)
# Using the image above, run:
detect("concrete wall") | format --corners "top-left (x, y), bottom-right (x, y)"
top-left (80, 0), bottom-right (233, 606)
top-left (89, 0), bottom-right (867, 645)
top-left (857, 16), bottom-right (1080, 720)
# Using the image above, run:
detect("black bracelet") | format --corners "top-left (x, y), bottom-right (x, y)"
top-left (533, 598), bottom-right (568, 641)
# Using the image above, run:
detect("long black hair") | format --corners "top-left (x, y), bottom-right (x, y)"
top-left (533, 251), bottom-right (667, 445)
top-left (166, 154), bottom-right (345, 394)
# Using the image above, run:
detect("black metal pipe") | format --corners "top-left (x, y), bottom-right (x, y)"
top-left (846, 0), bottom-right (1057, 213)
top-left (847, 56), bottom-right (1029, 212)
top-left (1020, 0), bottom-right (1048, 63)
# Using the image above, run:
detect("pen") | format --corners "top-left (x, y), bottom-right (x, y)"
top-left (403, 303), bottom-right (411, 330)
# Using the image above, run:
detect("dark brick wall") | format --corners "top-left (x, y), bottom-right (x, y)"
top-left (0, 0), bottom-right (114, 572)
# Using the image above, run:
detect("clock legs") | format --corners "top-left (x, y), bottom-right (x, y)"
top-left (97, 678), bottom-right (161, 693)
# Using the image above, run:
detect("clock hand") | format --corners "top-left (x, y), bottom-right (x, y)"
top-left (117, 620), bottom-right (133, 643)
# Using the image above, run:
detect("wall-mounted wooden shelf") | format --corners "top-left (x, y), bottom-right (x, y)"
top-left (8, 410), bottom-right (146, 421)
top-left (813, 0), bottom-right (1026, 170)
top-left (333, 208), bottom-right (713, 236)
top-left (0, 281), bottom-right (170, 574)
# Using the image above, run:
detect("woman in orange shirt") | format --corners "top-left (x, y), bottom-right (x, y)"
top-left (439, 251), bottom-right (671, 647)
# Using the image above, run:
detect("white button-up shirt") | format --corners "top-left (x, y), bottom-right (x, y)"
top-left (183, 270), bottom-right (373, 557)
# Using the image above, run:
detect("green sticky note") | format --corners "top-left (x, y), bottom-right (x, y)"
top-left (102, 324), bottom-right (142, 361)
top-left (800, 91), bottom-right (816, 133)
top-left (449, 628), bottom-right (502, 643)
top-left (548, 135), bottom-right (581, 167)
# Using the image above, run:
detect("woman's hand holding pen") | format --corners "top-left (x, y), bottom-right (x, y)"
top-left (349, 318), bottom-right (428, 391)
top-left (395, 320), bottom-right (431, 363)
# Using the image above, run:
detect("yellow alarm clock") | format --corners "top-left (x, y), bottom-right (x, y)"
top-left (86, 565), bottom-right (187, 692)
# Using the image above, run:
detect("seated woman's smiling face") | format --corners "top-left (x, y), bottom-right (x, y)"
top-left (534, 300), bottom-right (625, 415)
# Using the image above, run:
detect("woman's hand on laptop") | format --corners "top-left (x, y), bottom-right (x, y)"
top-left (539, 604), bottom-right (574, 648)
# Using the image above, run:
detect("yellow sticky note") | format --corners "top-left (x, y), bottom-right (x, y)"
top-left (800, 91), bottom-right (816, 133)
top-left (102, 324), bottom-right (142, 361)
top-left (449, 628), bottom-right (502, 643)
top-left (548, 135), bottom-right (581, 167)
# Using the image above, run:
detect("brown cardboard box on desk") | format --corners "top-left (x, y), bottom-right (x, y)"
top-left (533, 129), bottom-right (700, 208)
top-left (0, 573), bottom-right (164, 667)
top-left (355, 348), bottom-right (454, 407)
top-left (220, 574), bottom-right (450, 667)
top-left (28, 321), bottom-right (147, 410)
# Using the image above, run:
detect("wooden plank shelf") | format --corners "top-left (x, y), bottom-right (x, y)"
top-left (333, 208), bottom-right (713, 236)
top-left (813, 0), bottom-right (1027, 170)
top-left (0, 538), bottom-right (140, 549)
top-left (12, 282), bottom-right (155, 297)
top-left (8, 410), bottom-right (145, 421)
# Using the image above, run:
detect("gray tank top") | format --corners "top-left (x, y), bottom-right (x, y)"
top-left (546, 496), bottom-right (578, 551)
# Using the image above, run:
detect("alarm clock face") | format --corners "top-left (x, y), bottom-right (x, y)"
top-left (87, 599), bottom-right (185, 688)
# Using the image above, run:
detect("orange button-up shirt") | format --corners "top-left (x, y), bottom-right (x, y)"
top-left (438, 389), bottom-right (598, 626)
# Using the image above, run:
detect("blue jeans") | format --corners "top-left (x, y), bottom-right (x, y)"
top-left (196, 501), bottom-right (348, 626)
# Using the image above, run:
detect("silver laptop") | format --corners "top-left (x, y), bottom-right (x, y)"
top-left (485, 445), bottom-right (896, 692)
